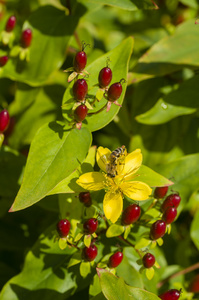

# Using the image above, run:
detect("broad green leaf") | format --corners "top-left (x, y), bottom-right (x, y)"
top-left (145, 268), bottom-right (155, 280)
top-left (132, 20), bottom-right (199, 80)
top-left (136, 99), bottom-right (196, 125)
top-left (10, 123), bottom-right (92, 211)
top-left (97, 268), bottom-right (160, 300)
top-left (136, 75), bottom-right (199, 124)
top-left (0, 147), bottom-right (26, 197)
top-left (0, 5), bottom-right (85, 86)
top-left (48, 146), bottom-right (96, 195)
top-left (92, 293), bottom-right (107, 300)
top-left (157, 154), bottom-right (199, 205)
top-left (190, 210), bottom-right (199, 250)
top-left (62, 37), bottom-right (134, 132)
top-left (134, 165), bottom-right (173, 187)
top-left (135, 238), bottom-right (151, 250)
top-left (106, 224), bottom-right (124, 238)
top-left (89, 273), bottom-right (102, 297)
top-left (84, 234), bottom-right (92, 248)
top-left (78, 0), bottom-right (157, 11)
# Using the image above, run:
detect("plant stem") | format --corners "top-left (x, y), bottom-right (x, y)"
top-left (157, 262), bottom-right (199, 288)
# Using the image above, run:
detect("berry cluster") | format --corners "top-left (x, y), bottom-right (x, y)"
top-left (150, 187), bottom-right (181, 241)
top-left (64, 42), bottom-right (125, 129)
top-left (0, 15), bottom-right (33, 63)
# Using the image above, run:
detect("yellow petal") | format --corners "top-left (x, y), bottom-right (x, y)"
top-left (121, 181), bottom-right (152, 201)
top-left (76, 172), bottom-right (105, 191)
top-left (96, 146), bottom-right (111, 173)
top-left (122, 149), bottom-right (142, 180)
top-left (103, 190), bottom-right (123, 223)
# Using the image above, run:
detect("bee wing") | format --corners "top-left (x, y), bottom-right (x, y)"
top-left (96, 146), bottom-right (111, 172)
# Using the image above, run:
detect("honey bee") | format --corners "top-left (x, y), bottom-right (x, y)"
top-left (106, 146), bottom-right (127, 178)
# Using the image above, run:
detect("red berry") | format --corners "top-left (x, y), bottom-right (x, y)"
top-left (189, 274), bottom-right (199, 293)
top-left (159, 289), bottom-right (181, 300)
top-left (82, 244), bottom-right (98, 261)
top-left (107, 82), bottom-right (122, 102)
top-left (108, 251), bottom-right (123, 268)
top-left (79, 192), bottom-right (92, 207)
top-left (56, 219), bottom-right (71, 237)
top-left (154, 186), bottom-right (168, 199)
top-left (83, 218), bottom-right (98, 234)
top-left (74, 104), bottom-right (88, 122)
top-left (122, 204), bottom-right (141, 225)
top-left (98, 67), bottom-right (112, 88)
top-left (150, 220), bottom-right (166, 240)
top-left (0, 56), bottom-right (8, 67)
top-left (73, 79), bottom-right (88, 101)
top-left (0, 109), bottom-right (10, 132)
top-left (143, 253), bottom-right (155, 268)
top-left (162, 207), bottom-right (177, 224)
top-left (5, 15), bottom-right (16, 32)
top-left (161, 194), bottom-right (181, 211)
top-left (21, 28), bottom-right (32, 48)
top-left (74, 51), bottom-right (87, 72)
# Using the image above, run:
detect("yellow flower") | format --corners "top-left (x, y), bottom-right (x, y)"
top-left (76, 146), bottom-right (152, 223)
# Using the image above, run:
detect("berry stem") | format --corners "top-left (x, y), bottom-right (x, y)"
top-left (157, 262), bottom-right (199, 288)
top-left (117, 235), bottom-right (143, 258)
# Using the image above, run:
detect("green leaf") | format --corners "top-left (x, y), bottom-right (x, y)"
top-left (58, 238), bottom-right (68, 250)
top-left (190, 210), bottom-right (199, 250)
top-left (67, 252), bottom-right (82, 268)
top-left (145, 268), bottom-right (154, 280)
top-left (10, 123), bottom-right (92, 211)
top-left (97, 268), bottom-right (160, 300)
top-left (0, 5), bottom-right (86, 86)
top-left (91, 293), bottom-right (107, 300)
top-left (157, 154), bottom-right (199, 204)
top-left (132, 20), bottom-right (199, 80)
top-left (135, 238), bottom-right (151, 250)
top-left (62, 37), bottom-right (134, 132)
top-left (106, 224), bottom-right (124, 238)
top-left (124, 225), bottom-right (131, 239)
top-left (80, 261), bottom-right (91, 278)
top-left (84, 234), bottom-right (92, 248)
top-left (134, 165), bottom-right (173, 187)
top-left (78, 0), bottom-right (157, 11)
top-left (136, 99), bottom-right (196, 125)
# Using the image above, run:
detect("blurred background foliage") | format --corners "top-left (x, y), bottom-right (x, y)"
top-left (0, 0), bottom-right (199, 299)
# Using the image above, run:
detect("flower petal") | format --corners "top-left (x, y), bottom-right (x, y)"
top-left (76, 172), bottom-right (105, 191)
top-left (121, 181), bottom-right (152, 201)
top-left (96, 146), bottom-right (111, 173)
top-left (103, 190), bottom-right (123, 223)
top-left (122, 149), bottom-right (142, 180)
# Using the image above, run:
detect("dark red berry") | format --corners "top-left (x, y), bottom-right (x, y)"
top-left (162, 207), bottom-right (177, 224)
top-left (158, 289), bottom-right (181, 300)
top-left (56, 219), bottom-right (71, 237)
top-left (21, 28), bottom-right (32, 48)
top-left (74, 51), bottom-right (87, 72)
top-left (0, 109), bottom-right (10, 133)
top-left (83, 218), bottom-right (98, 234)
top-left (0, 56), bottom-right (8, 67)
top-left (154, 186), bottom-right (168, 199)
top-left (79, 192), bottom-right (92, 207)
top-left (150, 220), bottom-right (166, 240)
top-left (73, 79), bottom-right (88, 101)
top-left (108, 251), bottom-right (123, 268)
top-left (189, 274), bottom-right (199, 293)
top-left (161, 194), bottom-right (181, 212)
top-left (5, 15), bottom-right (16, 32)
top-left (98, 67), bottom-right (112, 88)
top-left (107, 82), bottom-right (122, 102)
top-left (122, 204), bottom-right (141, 225)
top-left (74, 104), bottom-right (88, 122)
top-left (82, 244), bottom-right (98, 261)
top-left (143, 253), bottom-right (155, 268)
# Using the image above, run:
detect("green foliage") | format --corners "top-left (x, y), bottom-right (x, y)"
top-left (0, 0), bottom-right (199, 299)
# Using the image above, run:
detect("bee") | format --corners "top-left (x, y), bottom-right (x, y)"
top-left (106, 146), bottom-right (127, 178)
